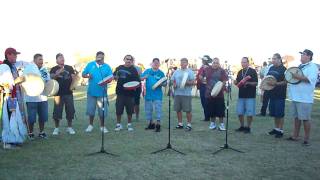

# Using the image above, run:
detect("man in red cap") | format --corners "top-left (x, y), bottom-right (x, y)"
top-left (1, 47), bottom-right (28, 149)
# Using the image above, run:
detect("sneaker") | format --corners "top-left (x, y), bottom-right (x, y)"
top-left (28, 133), bottom-right (35, 140)
top-left (286, 137), bottom-right (298, 141)
top-left (243, 127), bottom-right (251, 133)
top-left (66, 127), bottom-right (76, 135)
top-left (100, 127), bottom-right (109, 133)
top-left (175, 124), bottom-right (184, 129)
top-left (275, 131), bottom-right (283, 138)
top-left (302, 141), bottom-right (310, 146)
top-left (52, 128), bottom-right (60, 135)
top-left (3, 143), bottom-right (13, 149)
top-left (155, 124), bottom-right (161, 132)
top-left (127, 124), bottom-right (134, 131)
top-left (38, 132), bottom-right (48, 139)
top-left (85, 125), bottom-right (94, 133)
top-left (115, 124), bottom-right (123, 131)
top-left (218, 123), bottom-right (226, 131)
top-left (185, 125), bottom-right (192, 131)
top-left (268, 129), bottom-right (278, 135)
top-left (235, 126), bottom-right (245, 132)
top-left (145, 123), bottom-right (155, 130)
top-left (209, 122), bottom-right (216, 130)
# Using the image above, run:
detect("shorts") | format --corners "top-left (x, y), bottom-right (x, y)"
top-left (174, 95), bottom-right (192, 112)
top-left (53, 95), bottom-right (75, 120)
top-left (145, 100), bottom-right (162, 121)
top-left (291, 101), bottom-right (313, 120)
top-left (86, 95), bottom-right (108, 118)
top-left (206, 97), bottom-right (225, 118)
top-left (269, 99), bottom-right (285, 118)
top-left (26, 101), bottom-right (48, 124)
top-left (237, 98), bottom-right (256, 116)
top-left (116, 94), bottom-right (134, 115)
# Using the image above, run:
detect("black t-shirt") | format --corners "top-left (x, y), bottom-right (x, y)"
top-left (113, 65), bottom-right (140, 97)
top-left (50, 65), bottom-right (75, 96)
top-left (236, 67), bottom-right (258, 98)
top-left (267, 65), bottom-right (287, 99)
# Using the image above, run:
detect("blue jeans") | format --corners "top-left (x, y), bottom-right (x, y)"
top-left (86, 95), bottom-right (108, 118)
top-left (26, 101), bottom-right (48, 124)
top-left (199, 84), bottom-right (209, 120)
top-left (145, 100), bottom-right (162, 121)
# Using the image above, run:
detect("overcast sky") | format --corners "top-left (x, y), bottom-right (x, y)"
top-left (1, 0), bottom-right (319, 67)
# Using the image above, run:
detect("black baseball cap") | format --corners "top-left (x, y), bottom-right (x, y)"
top-left (299, 49), bottom-right (313, 60)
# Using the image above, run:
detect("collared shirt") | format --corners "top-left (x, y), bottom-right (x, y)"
top-left (141, 68), bottom-right (165, 100)
top-left (288, 62), bottom-right (318, 103)
top-left (82, 61), bottom-right (113, 97)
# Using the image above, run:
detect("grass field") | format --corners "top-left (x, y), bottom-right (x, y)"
top-left (1, 86), bottom-right (320, 180)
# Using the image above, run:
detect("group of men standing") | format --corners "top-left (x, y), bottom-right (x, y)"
top-left (0, 47), bottom-right (318, 149)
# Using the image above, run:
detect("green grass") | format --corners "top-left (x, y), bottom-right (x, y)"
top-left (1, 86), bottom-right (320, 180)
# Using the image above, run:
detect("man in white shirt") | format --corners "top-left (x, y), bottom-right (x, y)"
top-left (287, 49), bottom-right (318, 146)
top-left (24, 54), bottom-right (50, 139)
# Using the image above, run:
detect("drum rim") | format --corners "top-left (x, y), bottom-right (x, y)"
top-left (211, 81), bottom-right (223, 96)
top-left (152, 77), bottom-right (167, 89)
top-left (284, 68), bottom-right (302, 84)
top-left (123, 81), bottom-right (140, 88)
top-left (261, 75), bottom-right (277, 90)
top-left (98, 75), bottom-right (114, 84)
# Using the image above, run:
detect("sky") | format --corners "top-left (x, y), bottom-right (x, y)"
top-left (1, 0), bottom-right (319, 67)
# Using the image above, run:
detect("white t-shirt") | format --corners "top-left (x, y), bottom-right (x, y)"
top-left (288, 62), bottom-right (318, 103)
top-left (24, 63), bottom-right (51, 102)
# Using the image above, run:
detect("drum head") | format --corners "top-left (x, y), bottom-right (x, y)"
top-left (123, 81), bottom-right (140, 90)
top-left (70, 75), bottom-right (81, 90)
top-left (260, 75), bottom-right (276, 90)
top-left (43, 79), bottom-right (59, 96)
top-left (152, 77), bottom-right (167, 90)
top-left (211, 81), bottom-right (223, 97)
top-left (21, 73), bottom-right (45, 96)
top-left (98, 75), bottom-right (114, 86)
top-left (180, 72), bottom-right (188, 88)
top-left (285, 67), bottom-right (303, 84)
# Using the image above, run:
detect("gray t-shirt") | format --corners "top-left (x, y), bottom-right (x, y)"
top-left (171, 68), bottom-right (195, 96)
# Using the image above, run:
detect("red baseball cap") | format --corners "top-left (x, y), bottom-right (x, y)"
top-left (5, 47), bottom-right (21, 56)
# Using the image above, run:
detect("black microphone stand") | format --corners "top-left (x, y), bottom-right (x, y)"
top-left (213, 63), bottom-right (243, 155)
top-left (87, 62), bottom-right (118, 156)
top-left (152, 61), bottom-right (185, 155)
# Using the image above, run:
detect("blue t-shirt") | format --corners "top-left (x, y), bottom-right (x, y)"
top-left (171, 68), bottom-right (195, 96)
top-left (142, 68), bottom-right (165, 101)
top-left (82, 61), bottom-right (113, 97)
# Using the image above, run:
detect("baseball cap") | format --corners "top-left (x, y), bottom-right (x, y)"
top-left (5, 47), bottom-right (20, 56)
top-left (299, 49), bottom-right (313, 59)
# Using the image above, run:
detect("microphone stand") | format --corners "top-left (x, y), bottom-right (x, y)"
top-left (213, 63), bottom-right (243, 155)
top-left (151, 61), bottom-right (185, 155)
top-left (87, 62), bottom-right (118, 156)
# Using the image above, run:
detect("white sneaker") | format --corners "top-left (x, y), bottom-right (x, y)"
top-left (127, 124), bottom-right (134, 131)
top-left (66, 127), bottom-right (76, 135)
top-left (100, 127), bottom-right (109, 133)
top-left (209, 122), bottom-right (216, 130)
top-left (115, 124), bottom-right (123, 131)
top-left (219, 123), bottom-right (226, 131)
top-left (85, 125), bottom-right (94, 133)
top-left (52, 128), bottom-right (60, 135)
top-left (3, 143), bottom-right (12, 149)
